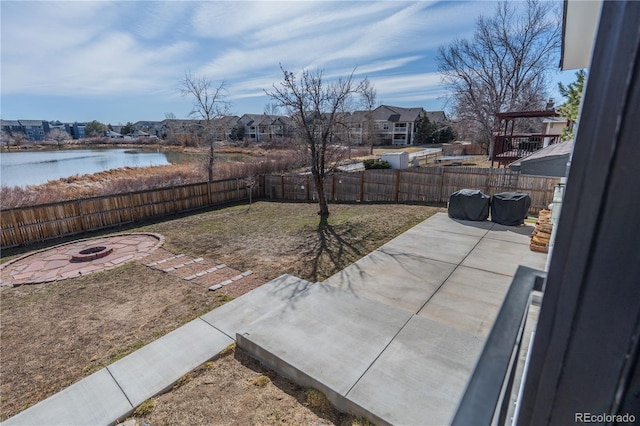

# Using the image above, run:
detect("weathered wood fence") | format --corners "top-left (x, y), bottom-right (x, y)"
top-left (264, 168), bottom-right (559, 213)
top-left (1, 178), bottom-right (259, 249)
top-left (1, 168), bottom-right (559, 249)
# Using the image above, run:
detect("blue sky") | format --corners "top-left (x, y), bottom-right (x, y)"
top-left (1, 1), bottom-right (576, 125)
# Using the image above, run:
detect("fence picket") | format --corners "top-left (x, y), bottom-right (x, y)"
top-left (1, 169), bottom-right (558, 249)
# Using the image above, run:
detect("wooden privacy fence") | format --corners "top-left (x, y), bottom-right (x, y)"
top-left (1, 168), bottom-right (558, 249)
top-left (264, 167), bottom-right (559, 213)
top-left (1, 178), bottom-right (259, 249)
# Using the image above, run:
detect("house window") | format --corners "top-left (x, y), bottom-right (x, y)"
top-left (383, 123), bottom-right (389, 130)
top-left (395, 123), bottom-right (407, 128)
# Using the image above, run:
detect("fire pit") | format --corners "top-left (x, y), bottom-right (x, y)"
top-left (71, 245), bottom-right (113, 262)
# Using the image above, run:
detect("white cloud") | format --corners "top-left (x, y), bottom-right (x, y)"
top-left (0, 0), bottom-right (495, 118)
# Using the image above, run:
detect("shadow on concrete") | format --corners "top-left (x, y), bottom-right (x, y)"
top-left (296, 219), bottom-right (368, 283)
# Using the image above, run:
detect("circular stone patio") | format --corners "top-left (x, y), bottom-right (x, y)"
top-left (0, 233), bottom-right (164, 287)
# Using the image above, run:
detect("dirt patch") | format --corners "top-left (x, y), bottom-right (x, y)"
top-left (0, 201), bottom-right (443, 422)
top-left (129, 346), bottom-right (370, 426)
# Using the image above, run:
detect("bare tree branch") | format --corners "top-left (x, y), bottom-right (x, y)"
top-left (266, 66), bottom-right (365, 220)
top-left (181, 70), bottom-right (231, 182)
top-left (437, 0), bottom-right (561, 154)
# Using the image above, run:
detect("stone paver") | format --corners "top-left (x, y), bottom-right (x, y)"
top-left (0, 233), bottom-right (164, 287)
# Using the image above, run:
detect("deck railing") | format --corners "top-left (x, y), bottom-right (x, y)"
top-left (452, 266), bottom-right (546, 426)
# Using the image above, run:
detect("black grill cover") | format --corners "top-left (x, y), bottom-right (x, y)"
top-left (448, 189), bottom-right (490, 221)
top-left (491, 192), bottom-right (531, 226)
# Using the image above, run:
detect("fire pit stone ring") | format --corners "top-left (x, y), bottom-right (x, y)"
top-left (71, 245), bottom-right (113, 262)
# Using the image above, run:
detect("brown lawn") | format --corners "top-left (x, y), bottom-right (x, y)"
top-left (0, 201), bottom-right (443, 423)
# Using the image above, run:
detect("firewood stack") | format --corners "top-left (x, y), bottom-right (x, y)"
top-left (530, 209), bottom-right (552, 253)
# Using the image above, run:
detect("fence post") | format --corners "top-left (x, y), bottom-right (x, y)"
top-left (259, 175), bottom-right (265, 198)
top-left (486, 169), bottom-right (491, 195)
top-left (77, 200), bottom-right (89, 232)
top-left (306, 175), bottom-right (310, 200)
top-left (236, 178), bottom-right (240, 201)
top-left (207, 181), bottom-right (212, 206)
top-left (128, 193), bottom-right (136, 221)
top-left (331, 175), bottom-right (336, 201)
top-left (395, 169), bottom-right (401, 202)
top-left (439, 167), bottom-right (445, 204)
top-left (360, 171), bottom-right (365, 201)
top-left (9, 210), bottom-right (23, 246)
top-left (281, 175), bottom-right (285, 199)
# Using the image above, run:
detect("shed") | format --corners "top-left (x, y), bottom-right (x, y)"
top-left (380, 151), bottom-right (409, 169)
top-left (509, 140), bottom-right (573, 177)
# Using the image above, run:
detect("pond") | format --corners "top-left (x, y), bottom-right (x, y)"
top-left (0, 148), bottom-right (180, 188)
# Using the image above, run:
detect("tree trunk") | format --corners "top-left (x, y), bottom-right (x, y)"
top-left (313, 173), bottom-right (330, 219)
top-left (208, 141), bottom-right (214, 182)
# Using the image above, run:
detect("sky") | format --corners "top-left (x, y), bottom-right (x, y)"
top-left (0, 1), bottom-right (577, 125)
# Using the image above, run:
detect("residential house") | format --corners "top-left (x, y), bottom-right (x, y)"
top-left (133, 121), bottom-right (163, 136)
top-left (18, 120), bottom-right (48, 141)
top-left (345, 106), bottom-right (449, 146)
top-left (103, 130), bottom-right (125, 139)
top-left (0, 120), bottom-right (25, 144)
top-left (47, 121), bottom-right (70, 137)
top-left (345, 110), bottom-right (368, 145)
top-left (131, 129), bottom-right (151, 138)
top-left (238, 114), bottom-right (291, 142)
top-left (212, 115), bottom-right (240, 141)
top-left (67, 122), bottom-right (87, 139)
top-left (542, 116), bottom-right (570, 143)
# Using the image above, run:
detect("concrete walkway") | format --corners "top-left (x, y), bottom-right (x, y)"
top-left (3, 213), bottom-right (546, 426)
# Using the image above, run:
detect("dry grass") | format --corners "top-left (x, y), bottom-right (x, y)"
top-left (137, 201), bottom-right (443, 282)
top-left (132, 346), bottom-right (366, 426)
top-left (0, 262), bottom-right (229, 421)
top-left (1, 201), bottom-right (444, 422)
top-left (0, 147), bottom-right (308, 210)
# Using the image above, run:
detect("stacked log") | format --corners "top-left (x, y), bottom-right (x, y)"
top-left (530, 209), bottom-right (552, 253)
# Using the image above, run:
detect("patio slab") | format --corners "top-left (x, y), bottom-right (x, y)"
top-left (323, 249), bottom-right (456, 313)
top-left (383, 227), bottom-right (482, 265)
top-left (346, 315), bottom-right (484, 426)
top-left (417, 265), bottom-right (513, 336)
top-left (236, 282), bottom-right (412, 405)
top-left (411, 212), bottom-right (494, 237)
top-left (201, 274), bottom-right (314, 339)
top-left (238, 212), bottom-right (547, 425)
top-left (461, 237), bottom-right (547, 276)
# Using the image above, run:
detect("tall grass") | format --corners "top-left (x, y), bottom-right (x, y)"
top-left (0, 149), bottom-right (310, 210)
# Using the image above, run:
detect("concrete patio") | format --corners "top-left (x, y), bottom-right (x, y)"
top-left (3, 213), bottom-right (546, 426)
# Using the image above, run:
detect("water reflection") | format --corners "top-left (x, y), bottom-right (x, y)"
top-left (0, 148), bottom-right (180, 188)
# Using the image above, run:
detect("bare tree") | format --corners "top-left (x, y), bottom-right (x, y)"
top-left (263, 103), bottom-right (281, 116)
top-left (7, 132), bottom-right (28, 149)
top-left (245, 173), bottom-right (257, 210)
top-left (181, 71), bottom-right (231, 182)
top-left (360, 77), bottom-right (378, 154)
top-left (267, 66), bottom-right (365, 221)
top-left (48, 129), bottom-right (69, 149)
top-left (437, 0), bottom-right (561, 156)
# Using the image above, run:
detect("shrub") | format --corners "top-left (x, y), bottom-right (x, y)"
top-left (363, 159), bottom-right (392, 169)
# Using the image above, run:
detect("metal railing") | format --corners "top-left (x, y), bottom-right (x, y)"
top-left (452, 265), bottom-right (546, 426)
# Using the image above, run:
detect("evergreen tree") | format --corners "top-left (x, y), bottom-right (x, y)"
top-left (558, 70), bottom-right (586, 141)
